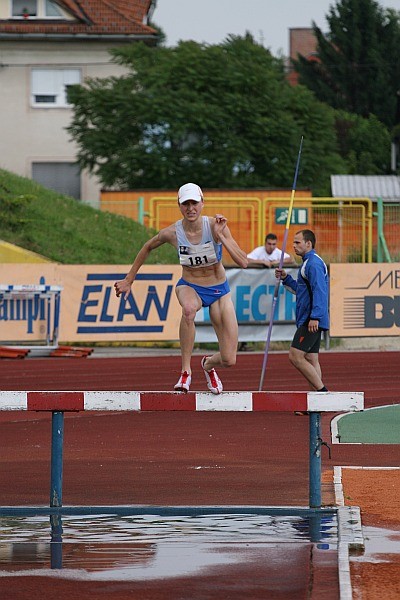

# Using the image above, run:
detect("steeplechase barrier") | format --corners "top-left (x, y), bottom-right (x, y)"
top-left (0, 390), bottom-right (363, 511)
top-left (0, 284), bottom-right (62, 354)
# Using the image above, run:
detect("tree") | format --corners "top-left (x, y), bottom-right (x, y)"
top-left (67, 35), bottom-right (349, 194)
top-left (293, 0), bottom-right (400, 130)
top-left (334, 111), bottom-right (391, 173)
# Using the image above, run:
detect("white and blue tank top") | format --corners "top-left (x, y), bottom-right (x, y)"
top-left (175, 216), bottom-right (222, 268)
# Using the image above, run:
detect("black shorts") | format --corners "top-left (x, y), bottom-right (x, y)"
top-left (291, 325), bottom-right (322, 354)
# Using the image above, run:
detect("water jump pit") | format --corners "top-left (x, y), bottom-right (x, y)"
top-left (0, 507), bottom-right (338, 580)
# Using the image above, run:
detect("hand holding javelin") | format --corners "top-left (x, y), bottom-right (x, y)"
top-left (275, 268), bottom-right (287, 280)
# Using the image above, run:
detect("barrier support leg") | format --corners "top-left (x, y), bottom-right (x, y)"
top-left (309, 412), bottom-right (322, 509)
top-left (50, 411), bottom-right (64, 508)
top-left (50, 514), bottom-right (63, 569)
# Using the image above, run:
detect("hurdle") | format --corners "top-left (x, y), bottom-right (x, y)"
top-left (0, 284), bottom-right (62, 355)
top-left (0, 390), bottom-right (363, 511)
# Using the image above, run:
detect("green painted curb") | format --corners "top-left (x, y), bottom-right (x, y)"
top-left (337, 405), bottom-right (400, 444)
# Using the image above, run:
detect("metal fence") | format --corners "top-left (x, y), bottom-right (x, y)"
top-left (147, 196), bottom-right (373, 265)
top-left (100, 192), bottom-right (374, 265)
top-left (376, 199), bottom-right (400, 262)
top-left (261, 197), bottom-right (372, 265)
top-left (100, 194), bottom-right (146, 224)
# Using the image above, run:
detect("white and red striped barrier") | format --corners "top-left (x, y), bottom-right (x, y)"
top-left (0, 391), bottom-right (363, 412)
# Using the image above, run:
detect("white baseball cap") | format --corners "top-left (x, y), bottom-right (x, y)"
top-left (177, 183), bottom-right (203, 204)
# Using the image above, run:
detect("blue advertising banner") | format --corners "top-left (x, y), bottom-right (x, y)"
top-left (196, 267), bottom-right (298, 342)
top-left (0, 264), bottom-right (298, 343)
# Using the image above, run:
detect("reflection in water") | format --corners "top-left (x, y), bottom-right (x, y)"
top-left (0, 513), bottom-right (337, 579)
top-left (50, 514), bottom-right (62, 569)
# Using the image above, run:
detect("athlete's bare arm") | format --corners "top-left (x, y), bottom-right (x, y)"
top-left (114, 225), bottom-right (176, 299)
top-left (211, 215), bottom-right (248, 269)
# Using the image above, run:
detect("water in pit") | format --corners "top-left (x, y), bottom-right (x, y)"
top-left (0, 512), bottom-right (337, 580)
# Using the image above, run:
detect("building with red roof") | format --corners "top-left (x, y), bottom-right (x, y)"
top-left (0, 1), bottom-right (157, 203)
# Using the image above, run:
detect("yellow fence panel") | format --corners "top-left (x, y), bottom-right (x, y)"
top-left (100, 190), bottom-right (372, 264)
top-left (100, 191), bottom-right (144, 223)
top-left (149, 195), bottom-right (262, 266)
top-left (100, 188), bottom-right (312, 232)
top-left (381, 203), bottom-right (400, 262)
top-left (262, 197), bottom-right (372, 264)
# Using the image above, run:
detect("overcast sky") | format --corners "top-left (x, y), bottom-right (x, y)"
top-left (153, 0), bottom-right (399, 57)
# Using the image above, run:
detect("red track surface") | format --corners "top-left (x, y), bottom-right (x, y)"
top-left (0, 350), bottom-right (398, 404)
top-left (0, 350), bottom-right (398, 599)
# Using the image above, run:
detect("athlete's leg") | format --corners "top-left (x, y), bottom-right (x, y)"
top-left (289, 347), bottom-right (324, 390)
top-left (175, 285), bottom-right (202, 373)
top-left (305, 352), bottom-right (322, 381)
top-left (204, 294), bottom-right (238, 370)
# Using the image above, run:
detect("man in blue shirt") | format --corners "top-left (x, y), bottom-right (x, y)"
top-left (275, 229), bottom-right (329, 393)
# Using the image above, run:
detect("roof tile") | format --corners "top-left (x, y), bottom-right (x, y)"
top-left (0, 0), bottom-right (157, 37)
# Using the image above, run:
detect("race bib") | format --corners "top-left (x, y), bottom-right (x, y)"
top-left (178, 242), bottom-right (218, 268)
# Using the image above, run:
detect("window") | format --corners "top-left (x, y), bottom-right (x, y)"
top-left (45, 0), bottom-right (62, 16)
top-left (12, 0), bottom-right (37, 17)
top-left (32, 163), bottom-right (81, 199)
top-left (12, 0), bottom-right (62, 18)
top-left (31, 69), bottom-right (81, 107)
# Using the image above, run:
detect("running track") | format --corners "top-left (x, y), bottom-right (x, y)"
top-left (0, 350), bottom-right (399, 599)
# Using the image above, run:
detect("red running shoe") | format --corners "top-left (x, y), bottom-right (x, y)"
top-left (174, 371), bottom-right (191, 392)
top-left (201, 356), bottom-right (223, 395)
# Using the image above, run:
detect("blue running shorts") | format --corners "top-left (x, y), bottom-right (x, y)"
top-left (176, 278), bottom-right (230, 307)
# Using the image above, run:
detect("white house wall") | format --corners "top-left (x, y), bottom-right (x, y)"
top-left (0, 41), bottom-right (129, 207)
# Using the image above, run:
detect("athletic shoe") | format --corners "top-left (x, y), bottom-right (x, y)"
top-left (201, 356), bottom-right (223, 395)
top-left (174, 371), bottom-right (191, 392)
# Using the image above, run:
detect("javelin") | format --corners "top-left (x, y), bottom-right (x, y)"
top-left (258, 136), bottom-right (304, 391)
